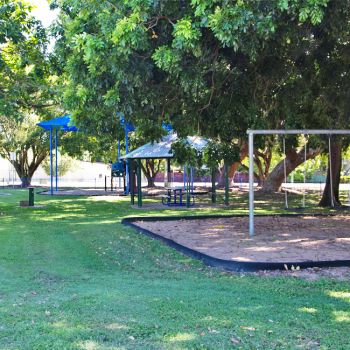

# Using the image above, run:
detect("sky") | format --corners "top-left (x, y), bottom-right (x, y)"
top-left (28, 0), bottom-right (59, 28)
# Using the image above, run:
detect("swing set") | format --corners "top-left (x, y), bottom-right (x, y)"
top-left (247, 129), bottom-right (350, 236)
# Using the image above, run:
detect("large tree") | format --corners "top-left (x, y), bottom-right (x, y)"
top-left (0, 1), bottom-right (58, 187)
top-left (55, 0), bottom-right (339, 189)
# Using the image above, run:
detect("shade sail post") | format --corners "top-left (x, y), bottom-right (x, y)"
top-left (55, 128), bottom-right (58, 192)
top-left (50, 128), bottom-right (53, 195)
top-left (125, 127), bottom-right (129, 195)
top-left (37, 114), bottom-right (77, 195)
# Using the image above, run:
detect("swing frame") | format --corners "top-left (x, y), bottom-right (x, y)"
top-left (247, 129), bottom-right (350, 237)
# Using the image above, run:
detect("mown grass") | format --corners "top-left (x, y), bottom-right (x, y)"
top-left (0, 189), bottom-right (349, 349)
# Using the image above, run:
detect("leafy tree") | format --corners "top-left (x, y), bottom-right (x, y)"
top-left (0, 1), bottom-right (58, 186)
top-left (56, 0), bottom-right (349, 200)
top-left (42, 153), bottom-right (75, 177)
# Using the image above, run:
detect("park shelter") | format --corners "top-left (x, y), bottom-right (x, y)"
top-left (116, 114), bottom-right (173, 195)
top-left (122, 133), bottom-right (208, 207)
top-left (37, 115), bottom-right (77, 195)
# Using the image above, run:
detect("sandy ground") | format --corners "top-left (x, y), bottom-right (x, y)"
top-left (134, 215), bottom-right (350, 263)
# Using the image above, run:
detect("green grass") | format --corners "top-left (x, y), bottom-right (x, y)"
top-left (0, 189), bottom-right (349, 349)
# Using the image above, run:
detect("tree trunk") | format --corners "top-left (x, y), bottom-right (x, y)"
top-left (9, 148), bottom-right (47, 188)
top-left (319, 140), bottom-right (342, 207)
top-left (147, 176), bottom-right (155, 187)
top-left (217, 142), bottom-right (248, 188)
top-left (262, 147), bottom-right (320, 192)
top-left (20, 176), bottom-right (32, 187)
top-left (253, 146), bottom-right (273, 186)
top-left (140, 159), bottom-right (161, 188)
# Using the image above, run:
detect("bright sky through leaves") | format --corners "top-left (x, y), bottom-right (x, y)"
top-left (28, 0), bottom-right (59, 28)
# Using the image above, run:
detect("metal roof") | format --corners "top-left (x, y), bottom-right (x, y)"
top-left (122, 133), bottom-right (208, 159)
top-left (37, 115), bottom-right (78, 131)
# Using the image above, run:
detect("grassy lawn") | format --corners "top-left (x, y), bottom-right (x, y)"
top-left (0, 189), bottom-right (349, 349)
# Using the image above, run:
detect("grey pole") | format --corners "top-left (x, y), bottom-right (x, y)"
top-left (248, 132), bottom-right (254, 237)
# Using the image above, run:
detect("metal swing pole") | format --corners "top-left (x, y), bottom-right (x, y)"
top-left (328, 135), bottom-right (335, 207)
top-left (302, 139), bottom-right (307, 208)
top-left (248, 131), bottom-right (254, 236)
top-left (283, 136), bottom-right (288, 209)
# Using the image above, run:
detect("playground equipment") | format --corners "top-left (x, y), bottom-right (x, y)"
top-left (282, 136), bottom-right (308, 210)
top-left (118, 114), bottom-right (135, 194)
top-left (111, 160), bottom-right (126, 192)
top-left (247, 129), bottom-right (350, 236)
top-left (37, 115), bottom-right (77, 195)
top-left (117, 115), bottom-right (173, 195)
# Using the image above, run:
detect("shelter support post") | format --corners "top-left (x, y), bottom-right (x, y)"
top-left (224, 163), bottom-right (229, 206)
top-left (129, 160), bottom-right (135, 205)
top-left (167, 158), bottom-right (171, 185)
top-left (55, 128), bottom-right (58, 192)
top-left (50, 128), bottom-right (53, 195)
top-left (211, 168), bottom-right (216, 204)
top-left (137, 159), bottom-right (142, 207)
top-left (190, 167), bottom-right (194, 192)
top-left (248, 131), bottom-right (254, 237)
top-left (183, 166), bottom-right (186, 189)
top-left (186, 166), bottom-right (190, 208)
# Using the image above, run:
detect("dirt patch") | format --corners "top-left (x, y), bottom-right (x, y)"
top-left (134, 215), bottom-right (350, 263)
top-left (251, 266), bottom-right (350, 281)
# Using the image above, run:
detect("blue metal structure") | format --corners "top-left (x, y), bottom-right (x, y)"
top-left (37, 115), bottom-right (77, 195)
top-left (117, 115), bottom-right (173, 194)
top-left (118, 114), bottom-right (135, 194)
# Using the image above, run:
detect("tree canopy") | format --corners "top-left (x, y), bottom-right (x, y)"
top-left (0, 0), bottom-right (59, 186)
top-left (5, 0), bottom-right (349, 202)
top-left (54, 0), bottom-right (337, 144)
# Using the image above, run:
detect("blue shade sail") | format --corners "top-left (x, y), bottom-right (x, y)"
top-left (37, 115), bottom-right (78, 131)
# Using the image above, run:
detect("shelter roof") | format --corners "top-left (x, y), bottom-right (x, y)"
top-left (122, 133), bottom-right (208, 159)
top-left (37, 115), bottom-right (78, 131)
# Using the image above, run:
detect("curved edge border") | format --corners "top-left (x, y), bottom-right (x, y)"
top-left (122, 214), bottom-right (350, 272)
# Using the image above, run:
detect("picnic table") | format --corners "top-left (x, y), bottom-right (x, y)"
top-left (162, 187), bottom-right (195, 207)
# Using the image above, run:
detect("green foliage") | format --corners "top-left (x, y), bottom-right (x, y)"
top-left (203, 140), bottom-right (240, 168)
top-left (171, 139), bottom-right (203, 167)
top-left (172, 17), bottom-right (201, 50)
top-left (55, 0), bottom-right (350, 181)
top-left (0, 1), bottom-right (59, 185)
top-left (42, 153), bottom-right (75, 177)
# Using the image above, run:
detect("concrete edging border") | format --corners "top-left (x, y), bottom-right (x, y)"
top-left (122, 214), bottom-right (350, 272)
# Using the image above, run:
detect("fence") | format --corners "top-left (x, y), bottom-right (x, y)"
top-left (0, 176), bottom-right (110, 189)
